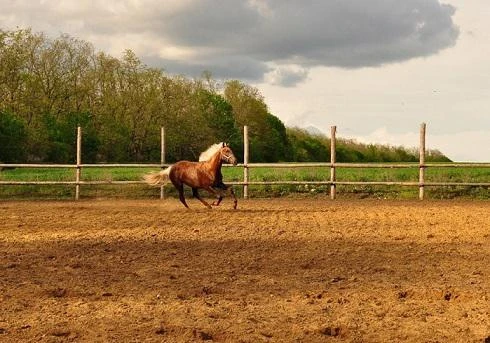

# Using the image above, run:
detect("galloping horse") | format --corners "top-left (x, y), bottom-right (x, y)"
top-left (144, 143), bottom-right (238, 209)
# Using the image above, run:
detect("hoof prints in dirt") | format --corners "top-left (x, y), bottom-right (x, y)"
top-left (47, 288), bottom-right (67, 298)
top-left (320, 326), bottom-right (342, 337)
top-left (155, 327), bottom-right (166, 335)
top-left (193, 329), bottom-right (213, 341)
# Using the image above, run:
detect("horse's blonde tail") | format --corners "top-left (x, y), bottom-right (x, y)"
top-left (143, 166), bottom-right (172, 186)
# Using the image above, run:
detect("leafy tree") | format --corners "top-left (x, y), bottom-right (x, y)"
top-left (0, 111), bottom-right (27, 162)
top-left (224, 80), bottom-right (290, 162)
top-left (426, 149), bottom-right (452, 162)
top-left (286, 128), bottom-right (329, 162)
top-left (263, 113), bottom-right (290, 162)
top-left (41, 112), bottom-right (99, 163)
top-left (336, 145), bottom-right (365, 162)
top-left (198, 90), bottom-right (242, 159)
top-left (0, 27), bottom-right (452, 164)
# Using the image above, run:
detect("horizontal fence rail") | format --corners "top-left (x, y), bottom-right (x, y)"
top-left (0, 124), bottom-right (489, 199)
top-left (3, 162), bottom-right (488, 169)
top-left (2, 175), bottom-right (488, 187)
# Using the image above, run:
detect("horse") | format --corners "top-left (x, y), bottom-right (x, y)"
top-left (144, 142), bottom-right (238, 209)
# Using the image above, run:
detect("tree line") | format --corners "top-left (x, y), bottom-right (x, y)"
top-left (0, 28), bottom-right (450, 164)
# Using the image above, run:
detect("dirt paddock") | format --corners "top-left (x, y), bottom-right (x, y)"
top-left (1, 198), bottom-right (489, 342)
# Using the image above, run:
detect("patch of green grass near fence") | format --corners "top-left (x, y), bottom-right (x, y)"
top-left (0, 166), bottom-right (488, 200)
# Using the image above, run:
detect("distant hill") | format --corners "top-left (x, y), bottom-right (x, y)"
top-left (305, 126), bottom-right (324, 136)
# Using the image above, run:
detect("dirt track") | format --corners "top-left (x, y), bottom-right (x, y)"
top-left (1, 198), bottom-right (489, 342)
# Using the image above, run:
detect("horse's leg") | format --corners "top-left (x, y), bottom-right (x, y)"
top-left (192, 187), bottom-right (212, 209)
top-left (211, 184), bottom-right (237, 209)
top-left (205, 186), bottom-right (223, 205)
top-left (177, 184), bottom-right (189, 208)
top-left (211, 182), bottom-right (228, 206)
top-left (211, 187), bottom-right (225, 206)
top-left (169, 171), bottom-right (189, 209)
top-left (228, 186), bottom-right (238, 210)
top-left (212, 195), bottom-right (224, 207)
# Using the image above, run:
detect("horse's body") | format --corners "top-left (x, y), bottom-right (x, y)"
top-left (144, 143), bottom-right (237, 209)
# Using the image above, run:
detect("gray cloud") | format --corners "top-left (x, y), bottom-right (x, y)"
top-left (0, 0), bottom-right (459, 86)
top-left (142, 54), bottom-right (270, 81)
top-left (264, 65), bottom-right (309, 88)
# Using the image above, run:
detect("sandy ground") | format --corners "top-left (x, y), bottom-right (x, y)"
top-left (1, 198), bottom-right (489, 342)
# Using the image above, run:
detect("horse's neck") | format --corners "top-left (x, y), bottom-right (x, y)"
top-left (210, 151), bottom-right (222, 173)
top-left (204, 150), bottom-right (222, 176)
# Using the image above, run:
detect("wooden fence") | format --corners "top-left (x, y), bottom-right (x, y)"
top-left (1, 124), bottom-right (489, 200)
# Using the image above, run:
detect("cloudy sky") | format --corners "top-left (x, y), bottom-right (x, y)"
top-left (1, 0), bottom-right (489, 161)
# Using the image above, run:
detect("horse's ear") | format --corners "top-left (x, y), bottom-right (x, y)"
top-left (222, 142), bottom-right (225, 147)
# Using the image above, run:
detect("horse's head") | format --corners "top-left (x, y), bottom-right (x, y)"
top-left (220, 143), bottom-right (237, 165)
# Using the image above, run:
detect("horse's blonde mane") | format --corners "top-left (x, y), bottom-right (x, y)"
top-left (199, 143), bottom-right (223, 161)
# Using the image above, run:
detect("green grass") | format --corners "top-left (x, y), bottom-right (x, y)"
top-left (0, 165), bottom-right (488, 200)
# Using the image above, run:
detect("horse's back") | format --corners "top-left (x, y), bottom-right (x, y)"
top-left (173, 160), bottom-right (199, 168)
top-left (170, 160), bottom-right (212, 188)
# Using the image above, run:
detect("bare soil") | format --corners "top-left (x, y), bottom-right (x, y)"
top-left (1, 198), bottom-right (489, 342)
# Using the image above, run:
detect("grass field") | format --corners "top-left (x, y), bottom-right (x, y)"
top-left (0, 165), bottom-right (488, 200)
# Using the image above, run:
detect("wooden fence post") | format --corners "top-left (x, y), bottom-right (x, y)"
top-left (419, 122), bottom-right (426, 200)
top-left (75, 126), bottom-right (82, 200)
top-left (330, 126), bottom-right (337, 199)
top-left (243, 126), bottom-right (249, 199)
top-left (160, 127), bottom-right (166, 200)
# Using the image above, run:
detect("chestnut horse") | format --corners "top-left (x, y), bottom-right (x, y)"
top-left (144, 143), bottom-right (238, 209)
